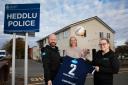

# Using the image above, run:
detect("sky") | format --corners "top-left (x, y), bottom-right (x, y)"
top-left (0, 0), bottom-right (128, 48)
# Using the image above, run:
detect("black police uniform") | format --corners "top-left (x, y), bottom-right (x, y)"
top-left (93, 50), bottom-right (119, 85)
top-left (41, 45), bottom-right (61, 85)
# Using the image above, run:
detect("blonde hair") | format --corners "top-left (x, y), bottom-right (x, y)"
top-left (69, 36), bottom-right (77, 47)
top-left (100, 38), bottom-right (111, 49)
top-left (100, 38), bottom-right (110, 44)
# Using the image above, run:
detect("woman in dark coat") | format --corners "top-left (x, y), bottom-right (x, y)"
top-left (93, 38), bottom-right (119, 85)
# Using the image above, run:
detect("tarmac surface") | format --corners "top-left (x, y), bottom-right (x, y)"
top-left (5, 59), bottom-right (128, 85)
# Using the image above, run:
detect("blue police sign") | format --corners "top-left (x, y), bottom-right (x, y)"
top-left (4, 3), bottom-right (40, 33)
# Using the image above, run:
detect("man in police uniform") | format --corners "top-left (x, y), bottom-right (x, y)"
top-left (41, 34), bottom-right (61, 85)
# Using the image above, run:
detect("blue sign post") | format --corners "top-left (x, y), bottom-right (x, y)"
top-left (4, 3), bottom-right (40, 85)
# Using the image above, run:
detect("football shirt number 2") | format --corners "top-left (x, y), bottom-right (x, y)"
top-left (68, 64), bottom-right (77, 76)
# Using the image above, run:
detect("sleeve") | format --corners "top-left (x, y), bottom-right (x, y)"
top-left (41, 48), bottom-right (51, 81)
top-left (83, 60), bottom-right (94, 73)
top-left (60, 57), bottom-right (64, 64)
top-left (88, 64), bottom-right (95, 74)
top-left (110, 54), bottom-right (120, 73)
top-left (88, 55), bottom-right (97, 66)
top-left (92, 52), bottom-right (98, 65)
top-left (99, 54), bottom-right (120, 74)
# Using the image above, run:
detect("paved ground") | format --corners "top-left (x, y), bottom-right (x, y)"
top-left (15, 59), bottom-right (44, 77)
top-left (85, 72), bottom-right (128, 85)
top-left (6, 59), bottom-right (128, 85)
top-left (7, 59), bottom-right (44, 85)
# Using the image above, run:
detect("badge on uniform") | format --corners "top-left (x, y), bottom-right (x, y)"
top-left (103, 58), bottom-right (109, 60)
top-left (42, 52), bottom-right (46, 56)
top-left (71, 59), bottom-right (78, 64)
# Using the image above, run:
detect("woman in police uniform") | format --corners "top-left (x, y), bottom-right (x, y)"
top-left (93, 38), bottom-right (119, 85)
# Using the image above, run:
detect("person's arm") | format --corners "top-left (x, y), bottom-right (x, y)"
top-left (41, 48), bottom-right (52, 82)
top-left (98, 55), bottom-right (120, 74)
top-left (86, 54), bottom-right (97, 65)
top-left (48, 80), bottom-right (52, 85)
top-left (110, 54), bottom-right (120, 73)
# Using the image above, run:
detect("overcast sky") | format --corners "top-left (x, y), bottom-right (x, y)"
top-left (0, 0), bottom-right (128, 48)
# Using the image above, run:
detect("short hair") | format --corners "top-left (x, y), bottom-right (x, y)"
top-left (48, 33), bottom-right (56, 39)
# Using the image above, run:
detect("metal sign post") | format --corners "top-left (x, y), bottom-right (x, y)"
top-left (4, 4), bottom-right (40, 85)
top-left (24, 32), bottom-right (28, 85)
top-left (12, 33), bottom-right (16, 85)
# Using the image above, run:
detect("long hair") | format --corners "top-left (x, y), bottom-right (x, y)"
top-left (100, 38), bottom-right (111, 49)
top-left (69, 36), bottom-right (77, 47)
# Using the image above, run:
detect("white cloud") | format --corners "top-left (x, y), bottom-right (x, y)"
top-left (8, 0), bottom-right (36, 4)
top-left (98, 9), bottom-right (128, 41)
top-left (38, 0), bottom-right (128, 45)
top-left (0, 11), bottom-right (2, 16)
top-left (40, 0), bottom-right (46, 4)
top-left (0, 0), bottom-right (128, 47)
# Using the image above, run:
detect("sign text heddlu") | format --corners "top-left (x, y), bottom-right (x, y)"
top-left (4, 4), bottom-right (40, 33)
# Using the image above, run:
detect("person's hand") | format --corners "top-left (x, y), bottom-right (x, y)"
top-left (95, 66), bottom-right (99, 72)
top-left (83, 49), bottom-right (90, 56)
top-left (80, 48), bottom-right (90, 60)
top-left (48, 80), bottom-right (52, 85)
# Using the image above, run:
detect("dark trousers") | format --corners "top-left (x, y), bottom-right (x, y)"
top-left (94, 76), bottom-right (113, 85)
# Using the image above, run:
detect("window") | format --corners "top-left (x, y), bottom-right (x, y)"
top-left (63, 50), bottom-right (65, 56)
top-left (58, 33), bottom-right (61, 40)
top-left (63, 30), bottom-right (69, 38)
top-left (63, 31), bottom-right (66, 38)
top-left (46, 39), bottom-right (48, 43)
top-left (44, 38), bottom-right (46, 44)
top-left (0, 50), bottom-right (6, 57)
top-left (107, 33), bottom-right (110, 39)
top-left (84, 30), bottom-right (86, 37)
top-left (99, 32), bottom-right (104, 38)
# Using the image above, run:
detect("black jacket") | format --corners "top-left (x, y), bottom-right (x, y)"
top-left (93, 50), bottom-right (119, 85)
top-left (41, 45), bottom-right (61, 82)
